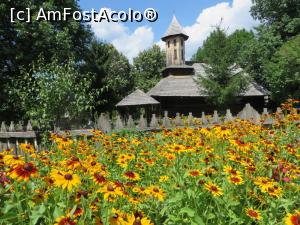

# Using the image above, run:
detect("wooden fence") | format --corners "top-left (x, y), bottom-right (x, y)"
top-left (0, 103), bottom-right (291, 153)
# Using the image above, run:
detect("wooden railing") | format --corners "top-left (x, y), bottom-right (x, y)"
top-left (0, 103), bottom-right (292, 153)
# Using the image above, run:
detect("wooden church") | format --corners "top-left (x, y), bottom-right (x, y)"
top-left (117, 16), bottom-right (269, 116)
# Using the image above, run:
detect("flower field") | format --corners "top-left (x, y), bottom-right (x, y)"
top-left (0, 104), bottom-right (300, 225)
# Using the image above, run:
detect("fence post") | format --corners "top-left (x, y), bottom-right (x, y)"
top-left (212, 110), bottom-right (219, 124)
top-left (162, 111), bottom-right (171, 128)
top-left (138, 114), bottom-right (147, 130)
top-left (26, 120), bottom-right (33, 131)
top-left (175, 113), bottom-right (183, 126)
top-left (187, 112), bottom-right (194, 126)
top-left (115, 115), bottom-right (124, 131)
top-left (201, 112), bottom-right (208, 126)
top-left (127, 115), bottom-right (135, 129)
top-left (9, 121), bottom-right (15, 132)
top-left (150, 114), bottom-right (159, 129)
top-left (1, 122), bottom-right (7, 132)
top-left (225, 109), bottom-right (233, 122)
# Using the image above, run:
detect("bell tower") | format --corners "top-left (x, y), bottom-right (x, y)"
top-left (161, 16), bottom-right (194, 76)
top-left (162, 16), bottom-right (189, 66)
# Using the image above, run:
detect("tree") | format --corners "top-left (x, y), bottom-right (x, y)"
top-left (0, 0), bottom-right (92, 121)
top-left (226, 29), bottom-right (255, 64)
top-left (193, 29), bottom-right (254, 65)
top-left (131, 45), bottom-right (166, 92)
top-left (239, 25), bottom-right (283, 87)
top-left (13, 59), bottom-right (97, 130)
top-left (81, 40), bottom-right (133, 112)
top-left (196, 28), bottom-right (248, 107)
top-left (265, 35), bottom-right (300, 102)
top-left (251, 0), bottom-right (300, 40)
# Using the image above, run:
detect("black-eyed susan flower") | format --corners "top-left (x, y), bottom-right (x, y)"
top-left (97, 183), bottom-right (123, 201)
top-left (54, 216), bottom-right (77, 225)
top-left (123, 171), bottom-right (140, 181)
top-left (19, 143), bottom-right (35, 154)
top-left (245, 208), bottom-right (262, 221)
top-left (10, 162), bottom-right (38, 182)
top-left (227, 175), bottom-right (244, 185)
top-left (145, 185), bottom-right (165, 201)
top-left (223, 165), bottom-right (241, 177)
top-left (159, 175), bottom-right (169, 182)
top-left (204, 182), bottom-right (223, 197)
top-left (188, 169), bottom-right (202, 177)
top-left (254, 176), bottom-right (274, 190)
top-left (51, 169), bottom-right (81, 191)
top-left (92, 172), bottom-right (107, 185)
top-left (122, 213), bottom-right (153, 225)
top-left (3, 155), bottom-right (24, 167)
top-left (284, 210), bottom-right (300, 225)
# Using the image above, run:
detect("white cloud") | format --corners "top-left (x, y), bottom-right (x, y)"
top-left (111, 26), bottom-right (154, 62)
top-left (91, 0), bottom-right (258, 62)
top-left (184, 0), bottom-right (259, 59)
top-left (90, 8), bottom-right (154, 62)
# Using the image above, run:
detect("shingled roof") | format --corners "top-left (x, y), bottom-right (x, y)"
top-left (161, 16), bottom-right (189, 41)
top-left (147, 63), bottom-right (270, 97)
top-left (148, 75), bottom-right (206, 97)
top-left (116, 89), bottom-right (160, 107)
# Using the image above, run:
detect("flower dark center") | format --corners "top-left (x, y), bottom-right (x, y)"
top-left (125, 171), bottom-right (135, 178)
top-left (107, 184), bottom-right (115, 192)
top-left (248, 210), bottom-right (258, 218)
top-left (153, 188), bottom-right (159, 193)
top-left (64, 174), bottom-right (73, 180)
top-left (24, 163), bottom-right (33, 172)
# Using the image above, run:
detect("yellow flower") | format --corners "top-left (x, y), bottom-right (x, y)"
top-left (284, 210), bottom-right (300, 225)
top-left (19, 143), bottom-right (35, 154)
top-left (245, 208), bottom-right (262, 221)
top-left (227, 175), bottom-right (244, 185)
top-left (51, 169), bottom-right (81, 191)
top-left (123, 171), bottom-right (140, 181)
top-left (145, 185), bottom-right (165, 201)
top-left (122, 213), bottom-right (153, 225)
top-left (3, 154), bottom-right (24, 167)
top-left (97, 183), bottom-right (123, 201)
top-left (188, 169), bottom-right (202, 177)
top-left (204, 182), bottom-right (223, 197)
top-left (9, 162), bottom-right (38, 182)
top-left (159, 175), bottom-right (169, 182)
top-left (54, 216), bottom-right (77, 225)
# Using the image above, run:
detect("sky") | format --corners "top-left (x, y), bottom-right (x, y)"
top-left (79, 0), bottom-right (259, 62)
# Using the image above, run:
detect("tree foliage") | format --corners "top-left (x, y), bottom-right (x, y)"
top-left (0, 0), bottom-right (92, 120)
top-left (251, 0), bottom-right (300, 40)
top-left (131, 45), bottom-right (165, 92)
top-left (265, 35), bottom-right (300, 102)
top-left (239, 25), bottom-right (283, 87)
top-left (82, 40), bottom-right (133, 112)
top-left (13, 59), bottom-right (97, 130)
top-left (196, 28), bottom-right (249, 107)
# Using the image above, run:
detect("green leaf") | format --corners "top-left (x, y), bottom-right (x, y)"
top-left (194, 215), bottom-right (206, 225)
top-left (179, 207), bottom-right (195, 218)
top-left (53, 206), bottom-right (63, 219)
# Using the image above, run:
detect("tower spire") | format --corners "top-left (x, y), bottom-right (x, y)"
top-left (162, 16), bottom-right (188, 67)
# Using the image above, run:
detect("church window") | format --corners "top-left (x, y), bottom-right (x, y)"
top-left (174, 49), bottom-right (177, 60)
top-left (174, 39), bottom-right (177, 46)
top-left (168, 41), bottom-right (170, 48)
